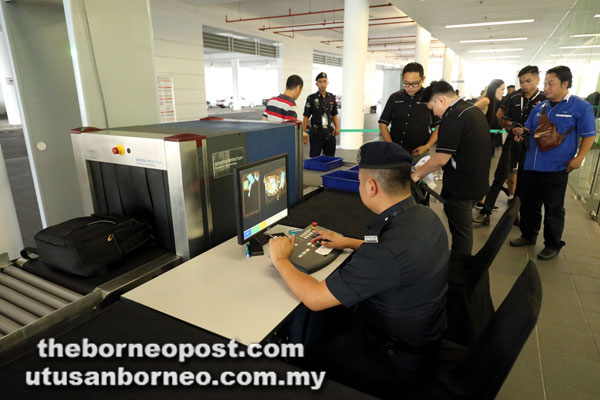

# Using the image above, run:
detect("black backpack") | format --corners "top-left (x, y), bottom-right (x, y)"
top-left (21, 215), bottom-right (153, 277)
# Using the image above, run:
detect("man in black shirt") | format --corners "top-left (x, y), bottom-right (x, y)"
top-left (474, 66), bottom-right (545, 225)
top-left (413, 81), bottom-right (491, 256)
top-left (303, 72), bottom-right (340, 157)
top-left (378, 62), bottom-right (438, 157)
top-left (269, 141), bottom-right (449, 395)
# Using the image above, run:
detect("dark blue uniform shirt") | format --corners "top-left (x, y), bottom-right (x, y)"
top-left (325, 197), bottom-right (449, 347)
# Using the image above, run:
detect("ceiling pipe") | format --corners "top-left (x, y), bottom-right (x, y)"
top-left (226, 2), bottom-right (394, 23)
top-left (259, 16), bottom-right (410, 31)
top-left (321, 35), bottom-right (416, 45)
top-left (272, 20), bottom-right (415, 35)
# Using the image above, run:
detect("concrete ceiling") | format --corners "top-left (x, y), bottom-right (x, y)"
top-left (198, 0), bottom-right (599, 66)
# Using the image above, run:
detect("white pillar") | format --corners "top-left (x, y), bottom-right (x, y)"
top-left (0, 32), bottom-right (21, 125)
top-left (457, 57), bottom-right (466, 97)
top-left (414, 25), bottom-right (431, 80)
top-left (363, 53), bottom-right (377, 112)
top-left (231, 58), bottom-right (241, 111)
top-left (340, 0), bottom-right (369, 150)
top-left (442, 47), bottom-right (454, 83)
top-left (0, 142), bottom-right (22, 258)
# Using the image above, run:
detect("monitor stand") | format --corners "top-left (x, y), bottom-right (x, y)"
top-left (247, 232), bottom-right (269, 256)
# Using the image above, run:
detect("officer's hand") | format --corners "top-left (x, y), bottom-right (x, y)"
top-left (302, 132), bottom-right (309, 144)
top-left (567, 156), bottom-right (584, 172)
top-left (410, 172), bottom-right (420, 183)
top-left (411, 145), bottom-right (428, 157)
top-left (512, 127), bottom-right (524, 136)
top-left (334, 129), bottom-right (340, 136)
top-left (313, 230), bottom-right (347, 250)
top-left (269, 235), bottom-right (295, 263)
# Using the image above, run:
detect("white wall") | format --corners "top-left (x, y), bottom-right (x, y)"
top-left (151, 0), bottom-right (207, 121)
top-left (0, 31), bottom-right (20, 124)
top-left (66, 0), bottom-right (160, 128)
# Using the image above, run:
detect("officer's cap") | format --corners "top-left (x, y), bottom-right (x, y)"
top-left (315, 72), bottom-right (327, 81)
top-left (357, 142), bottom-right (413, 169)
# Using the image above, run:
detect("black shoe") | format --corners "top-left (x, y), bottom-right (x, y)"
top-left (537, 247), bottom-right (559, 260)
top-left (475, 202), bottom-right (484, 209)
top-left (509, 237), bottom-right (535, 247)
top-left (473, 213), bottom-right (491, 225)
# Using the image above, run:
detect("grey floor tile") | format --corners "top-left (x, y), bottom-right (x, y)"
top-left (586, 310), bottom-right (600, 334)
top-left (545, 379), bottom-right (600, 400)
top-left (581, 292), bottom-right (600, 313)
top-left (538, 321), bottom-right (600, 361)
top-left (564, 247), bottom-right (600, 259)
top-left (569, 261), bottom-right (600, 280)
top-left (539, 299), bottom-right (589, 331)
top-left (564, 253), bottom-right (600, 266)
top-left (496, 370), bottom-right (545, 400)
top-left (540, 350), bottom-right (600, 394)
top-left (573, 275), bottom-right (600, 295)
top-left (538, 277), bottom-right (582, 308)
top-left (538, 268), bottom-right (576, 290)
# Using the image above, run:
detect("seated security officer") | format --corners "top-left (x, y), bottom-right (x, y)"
top-left (269, 141), bottom-right (449, 395)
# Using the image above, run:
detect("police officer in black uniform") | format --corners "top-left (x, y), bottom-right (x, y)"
top-left (303, 72), bottom-right (340, 157)
top-left (379, 62), bottom-right (439, 157)
top-left (269, 141), bottom-right (449, 396)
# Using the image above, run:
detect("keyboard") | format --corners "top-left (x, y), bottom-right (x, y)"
top-left (289, 223), bottom-right (341, 274)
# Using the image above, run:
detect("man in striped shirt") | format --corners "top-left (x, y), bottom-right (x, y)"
top-left (262, 74), bottom-right (304, 122)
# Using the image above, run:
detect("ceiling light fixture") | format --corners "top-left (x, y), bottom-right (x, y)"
top-left (570, 33), bottom-right (600, 38)
top-left (460, 37), bottom-right (527, 43)
top-left (474, 55), bottom-right (522, 59)
top-left (446, 19), bottom-right (534, 28)
top-left (559, 45), bottom-right (600, 49)
top-left (595, 14), bottom-right (600, 18)
top-left (468, 48), bottom-right (524, 53)
top-left (549, 53), bottom-right (600, 57)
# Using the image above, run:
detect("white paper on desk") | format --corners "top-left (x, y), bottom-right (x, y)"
top-left (315, 246), bottom-right (333, 256)
top-left (415, 155), bottom-right (436, 190)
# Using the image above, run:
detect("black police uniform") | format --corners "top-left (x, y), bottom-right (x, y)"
top-left (305, 142), bottom-right (449, 395)
top-left (378, 88), bottom-right (438, 154)
top-left (303, 91), bottom-right (338, 157)
top-left (436, 98), bottom-right (491, 256)
top-left (478, 89), bottom-right (545, 217)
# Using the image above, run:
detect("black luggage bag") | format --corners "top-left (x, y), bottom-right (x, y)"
top-left (24, 215), bottom-right (153, 277)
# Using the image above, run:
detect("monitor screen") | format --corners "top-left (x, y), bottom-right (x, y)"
top-left (233, 154), bottom-right (288, 244)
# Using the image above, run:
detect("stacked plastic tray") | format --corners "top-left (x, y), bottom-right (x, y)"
top-left (322, 164), bottom-right (359, 193)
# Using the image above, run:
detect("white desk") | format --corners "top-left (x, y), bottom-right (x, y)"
top-left (123, 225), bottom-right (351, 346)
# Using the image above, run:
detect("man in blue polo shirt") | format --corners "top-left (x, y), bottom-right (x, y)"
top-left (510, 65), bottom-right (596, 260)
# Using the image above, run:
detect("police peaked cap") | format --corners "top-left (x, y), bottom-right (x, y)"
top-left (315, 72), bottom-right (327, 80)
top-left (357, 141), bottom-right (413, 169)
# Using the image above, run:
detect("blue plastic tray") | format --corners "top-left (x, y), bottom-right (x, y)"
top-left (322, 170), bottom-right (359, 193)
top-left (348, 165), bottom-right (359, 171)
top-left (304, 155), bottom-right (344, 171)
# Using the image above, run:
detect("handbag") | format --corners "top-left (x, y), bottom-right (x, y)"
top-left (533, 104), bottom-right (575, 152)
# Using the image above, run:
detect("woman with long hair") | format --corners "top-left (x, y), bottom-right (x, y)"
top-left (475, 79), bottom-right (505, 156)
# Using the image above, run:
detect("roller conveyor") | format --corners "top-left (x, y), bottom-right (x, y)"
top-left (0, 283), bottom-right (55, 317)
top-left (3, 266), bottom-right (82, 303)
top-left (0, 274), bottom-right (69, 309)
